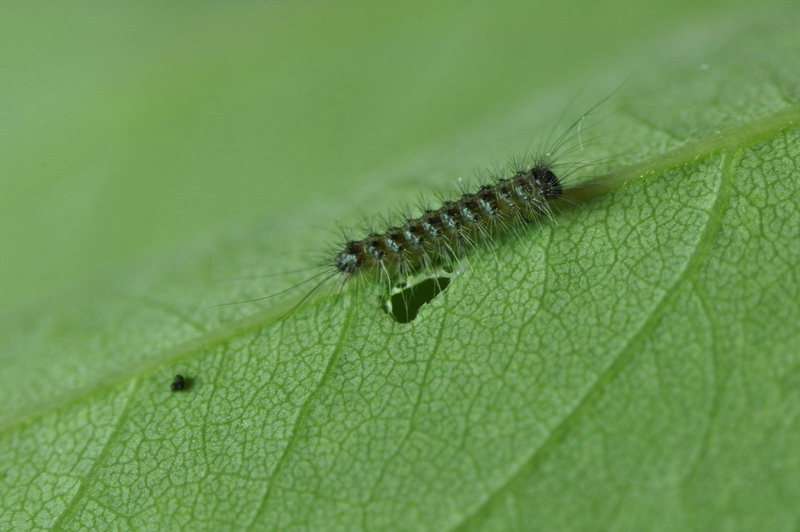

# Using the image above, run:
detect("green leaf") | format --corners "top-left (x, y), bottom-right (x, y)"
top-left (3, 2), bottom-right (800, 530)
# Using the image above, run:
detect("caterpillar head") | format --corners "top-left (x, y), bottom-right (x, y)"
top-left (335, 242), bottom-right (362, 274)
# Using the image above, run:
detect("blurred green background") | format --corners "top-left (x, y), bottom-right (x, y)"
top-left (1, 0), bottom-right (751, 314)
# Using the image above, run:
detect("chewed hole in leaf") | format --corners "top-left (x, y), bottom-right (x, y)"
top-left (384, 276), bottom-right (451, 323)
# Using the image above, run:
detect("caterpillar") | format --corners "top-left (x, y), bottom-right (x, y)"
top-left (226, 92), bottom-right (613, 323)
top-left (334, 162), bottom-right (564, 279)
top-left (324, 102), bottom-right (607, 322)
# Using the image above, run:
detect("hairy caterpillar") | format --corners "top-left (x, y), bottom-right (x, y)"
top-left (228, 93), bottom-right (612, 323)
top-left (333, 160), bottom-right (568, 322)
top-left (334, 162), bottom-right (563, 278)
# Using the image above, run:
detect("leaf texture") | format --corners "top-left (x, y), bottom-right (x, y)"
top-left (2, 2), bottom-right (800, 530)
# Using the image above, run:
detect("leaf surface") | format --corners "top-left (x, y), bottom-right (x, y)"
top-left (2, 3), bottom-right (800, 531)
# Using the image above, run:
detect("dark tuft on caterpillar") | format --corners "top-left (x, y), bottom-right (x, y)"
top-left (536, 166), bottom-right (563, 199)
